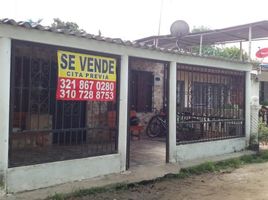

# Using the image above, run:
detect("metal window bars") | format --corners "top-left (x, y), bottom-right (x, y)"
top-left (176, 64), bottom-right (245, 144)
top-left (9, 41), bottom-right (119, 167)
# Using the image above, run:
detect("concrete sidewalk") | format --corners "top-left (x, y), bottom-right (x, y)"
top-left (4, 163), bottom-right (179, 200)
top-left (3, 150), bottom-right (255, 200)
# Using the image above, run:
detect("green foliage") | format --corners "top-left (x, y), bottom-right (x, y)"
top-left (181, 162), bottom-right (216, 175)
top-left (191, 26), bottom-right (211, 33)
top-left (259, 122), bottom-right (268, 145)
top-left (0, 174), bottom-right (4, 189)
top-left (49, 193), bottom-right (65, 200)
top-left (192, 45), bottom-right (248, 60)
top-left (27, 18), bottom-right (43, 25)
top-left (51, 18), bottom-right (85, 32)
top-left (260, 100), bottom-right (268, 106)
top-left (190, 26), bottom-right (248, 60)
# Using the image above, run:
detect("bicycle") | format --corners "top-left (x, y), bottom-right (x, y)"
top-left (146, 109), bottom-right (204, 140)
top-left (146, 109), bottom-right (167, 138)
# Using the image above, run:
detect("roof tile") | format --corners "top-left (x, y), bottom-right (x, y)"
top-left (0, 18), bottom-right (247, 63)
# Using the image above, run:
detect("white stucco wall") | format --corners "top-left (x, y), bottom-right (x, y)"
top-left (7, 154), bottom-right (121, 193)
top-left (0, 24), bottom-right (254, 194)
top-left (176, 138), bottom-right (246, 161)
top-left (251, 76), bottom-right (260, 99)
top-left (250, 75), bottom-right (260, 135)
top-left (0, 37), bottom-right (11, 196)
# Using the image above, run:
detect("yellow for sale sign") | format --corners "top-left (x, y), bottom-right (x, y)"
top-left (56, 50), bottom-right (117, 101)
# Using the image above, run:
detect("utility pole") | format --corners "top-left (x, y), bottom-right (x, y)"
top-left (156, 0), bottom-right (164, 47)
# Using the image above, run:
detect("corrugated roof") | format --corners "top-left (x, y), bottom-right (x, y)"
top-left (136, 21), bottom-right (268, 49)
top-left (0, 18), bottom-right (248, 63)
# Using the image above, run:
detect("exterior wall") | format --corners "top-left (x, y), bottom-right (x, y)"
top-left (5, 53), bottom-right (129, 194)
top-left (130, 59), bottom-right (165, 129)
top-left (7, 154), bottom-right (121, 193)
top-left (263, 82), bottom-right (268, 102)
top-left (176, 138), bottom-right (246, 161)
top-left (0, 25), bottom-right (253, 194)
top-left (0, 38), bottom-right (11, 196)
top-left (258, 71), bottom-right (268, 102)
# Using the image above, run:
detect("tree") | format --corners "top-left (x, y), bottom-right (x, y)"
top-left (191, 26), bottom-right (248, 60)
top-left (27, 18), bottom-right (43, 25)
top-left (50, 18), bottom-right (85, 32)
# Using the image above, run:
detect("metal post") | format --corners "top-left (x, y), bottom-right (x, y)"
top-left (156, 0), bottom-right (164, 47)
top-left (199, 35), bottom-right (203, 56)
top-left (248, 27), bottom-right (252, 61)
top-left (240, 41), bottom-right (243, 61)
top-left (0, 37), bottom-right (11, 196)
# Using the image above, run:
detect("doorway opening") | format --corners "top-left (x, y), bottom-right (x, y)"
top-left (127, 57), bottom-right (169, 168)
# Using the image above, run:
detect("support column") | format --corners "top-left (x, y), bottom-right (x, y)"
top-left (118, 54), bottom-right (129, 171)
top-left (0, 37), bottom-right (11, 195)
top-left (245, 71), bottom-right (251, 145)
top-left (239, 41), bottom-right (243, 61)
top-left (169, 61), bottom-right (177, 163)
top-left (248, 26), bottom-right (252, 62)
top-left (250, 76), bottom-right (260, 136)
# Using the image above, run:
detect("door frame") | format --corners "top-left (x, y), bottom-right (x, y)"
top-left (126, 57), bottom-right (170, 169)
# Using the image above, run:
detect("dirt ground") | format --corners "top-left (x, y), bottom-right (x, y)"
top-left (68, 162), bottom-right (268, 200)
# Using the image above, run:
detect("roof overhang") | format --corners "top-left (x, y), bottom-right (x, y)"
top-left (136, 20), bottom-right (268, 48)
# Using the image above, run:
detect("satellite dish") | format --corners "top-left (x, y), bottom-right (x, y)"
top-left (170, 20), bottom-right (190, 38)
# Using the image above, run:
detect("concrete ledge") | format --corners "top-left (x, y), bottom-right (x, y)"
top-left (0, 189), bottom-right (5, 197)
top-left (4, 163), bottom-right (180, 200)
top-left (3, 149), bottom-right (256, 200)
top-left (179, 150), bottom-right (255, 168)
top-left (7, 154), bottom-right (121, 193)
top-left (176, 138), bottom-right (247, 161)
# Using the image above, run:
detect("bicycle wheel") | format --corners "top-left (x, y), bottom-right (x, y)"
top-left (146, 115), bottom-right (163, 138)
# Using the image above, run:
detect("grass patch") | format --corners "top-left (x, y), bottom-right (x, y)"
top-left (48, 150), bottom-right (268, 200)
top-left (0, 174), bottom-right (4, 189)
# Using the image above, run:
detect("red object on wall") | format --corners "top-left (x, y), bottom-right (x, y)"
top-left (256, 48), bottom-right (268, 58)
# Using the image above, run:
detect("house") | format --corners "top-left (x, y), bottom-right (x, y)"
top-left (0, 19), bottom-right (252, 195)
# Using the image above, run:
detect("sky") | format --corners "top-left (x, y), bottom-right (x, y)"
top-left (1, 0), bottom-right (268, 59)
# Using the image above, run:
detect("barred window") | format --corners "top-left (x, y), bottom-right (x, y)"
top-left (9, 41), bottom-right (119, 167)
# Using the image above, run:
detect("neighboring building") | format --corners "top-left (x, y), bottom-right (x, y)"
top-left (259, 68), bottom-right (268, 104)
top-left (136, 21), bottom-right (268, 60)
top-left (0, 19), bottom-right (253, 195)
